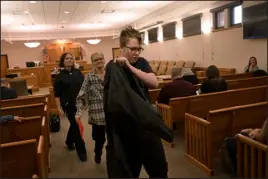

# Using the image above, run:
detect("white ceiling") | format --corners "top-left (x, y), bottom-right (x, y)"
top-left (1, 1), bottom-right (174, 40)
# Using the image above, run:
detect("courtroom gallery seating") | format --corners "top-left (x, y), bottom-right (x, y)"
top-left (184, 101), bottom-right (267, 176)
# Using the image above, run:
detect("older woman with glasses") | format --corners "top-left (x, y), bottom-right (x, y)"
top-left (75, 52), bottom-right (106, 164)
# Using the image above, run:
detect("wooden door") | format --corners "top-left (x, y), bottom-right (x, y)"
top-left (1, 54), bottom-right (9, 78)
top-left (112, 48), bottom-right (120, 59)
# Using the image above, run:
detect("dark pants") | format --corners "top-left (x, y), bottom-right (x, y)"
top-left (92, 124), bottom-right (106, 157)
top-left (62, 103), bottom-right (86, 155)
top-left (107, 131), bottom-right (168, 178)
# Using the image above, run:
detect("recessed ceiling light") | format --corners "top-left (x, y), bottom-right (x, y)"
top-left (64, 11), bottom-right (70, 14)
top-left (101, 10), bottom-right (115, 13)
top-left (101, 1), bottom-right (107, 3)
top-left (29, 1), bottom-right (36, 3)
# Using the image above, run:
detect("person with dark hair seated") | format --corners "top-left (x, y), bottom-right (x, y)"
top-left (0, 78), bottom-right (17, 100)
top-left (199, 65), bottom-right (227, 94)
top-left (221, 118), bottom-right (268, 177)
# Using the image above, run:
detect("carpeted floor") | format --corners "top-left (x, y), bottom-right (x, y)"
top-left (48, 111), bottom-right (230, 178)
top-left (34, 87), bottom-right (229, 178)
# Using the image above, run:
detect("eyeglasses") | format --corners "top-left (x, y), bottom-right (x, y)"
top-left (124, 45), bottom-right (144, 53)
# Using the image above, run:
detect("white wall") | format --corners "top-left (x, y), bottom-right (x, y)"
top-left (1, 36), bottom-right (119, 68)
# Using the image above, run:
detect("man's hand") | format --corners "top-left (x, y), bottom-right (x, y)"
top-left (113, 57), bottom-right (129, 66)
top-left (14, 116), bottom-right (22, 122)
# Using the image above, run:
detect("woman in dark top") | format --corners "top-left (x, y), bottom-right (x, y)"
top-left (54, 53), bottom-right (87, 161)
top-left (200, 65), bottom-right (227, 94)
top-left (181, 68), bottom-right (199, 85)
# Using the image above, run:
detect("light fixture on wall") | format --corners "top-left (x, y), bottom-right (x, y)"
top-left (24, 42), bottom-right (41, 48)
top-left (86, 39), bottom-right (101, 45)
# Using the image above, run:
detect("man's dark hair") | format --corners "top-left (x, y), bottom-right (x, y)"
top-left (206, 65), bottom-right (220, 79)
top-left (120, 26), bottom-right (142, 48)
top-left (59, 52), bottom-right (73, 68)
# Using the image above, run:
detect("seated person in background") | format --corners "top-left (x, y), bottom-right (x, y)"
top-left (199, 65), bottom-right (227, 94)
top-left (0, 78), bottom-right (17, 100)
top-left (157, 67), bottom-right (196, 105)
top-left (222, 118), bottom-right (268, 176)
top-left (181, 68), bottom-right (199, 85)
top-left (244, 56), bottom-right (259, 73)
top-left (0, 115), bottom-right (22, 124)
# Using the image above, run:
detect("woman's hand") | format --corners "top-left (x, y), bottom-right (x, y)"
top-left (248, 129), bottom-right (261, 139)
top-left (75, 115), bottom-right (81, 123)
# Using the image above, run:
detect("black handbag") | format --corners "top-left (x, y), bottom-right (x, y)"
top-left (50, 113), bottom-right (60, 132)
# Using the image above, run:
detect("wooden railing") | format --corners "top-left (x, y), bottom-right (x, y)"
top-left (156, 102), bottom-right (174, 148)
top-left (237, 134), bottom-right (267, 178)
top-left (184, 102), bottom-right (267, 176)
top-left (184, 113), bottom-right (213, 176)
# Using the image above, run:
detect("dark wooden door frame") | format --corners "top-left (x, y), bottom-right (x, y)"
top-left (112, 48), bottom-right (120, 59)
top-left (1, 54), bottom-right (9, 68)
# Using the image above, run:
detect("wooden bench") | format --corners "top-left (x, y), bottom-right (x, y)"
top-left (0, 116), bottom-right (49, 175)
top-left (1, 103), bottom-right (51, 170)
top-left (1, 103), bottom-right (46, 117)
top-left (227, 76), bottom-right (268, 90)
top-left (184, 101), bottom-right (267, 176)
top-left (236, 134), bottom-right (267, 178)
top-left (151, 76), bottom-right (266, 103)
top-left (48, 87), bottom-right (58, 115)
top-left (0, 137), bottom-right (47, 178)
top-left (0, 94), bottom-right (48, 108)
top-left (198, 72), bottom-right (253, 84)
top-left (157, 85), bottom-right (267, 130)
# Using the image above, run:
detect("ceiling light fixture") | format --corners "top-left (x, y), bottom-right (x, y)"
top-left (24, 42), bottom-right (41, 48)
top-left (101, 1), bottom-right (107, 3)
top-left (29, 1), bottom-right (36, 3)
top-left (86, 39), bottom-right (101, 45)
top-left (64, 11), bottom-right (70, 14)
top-left (101, 9), bottom-right (115, 13)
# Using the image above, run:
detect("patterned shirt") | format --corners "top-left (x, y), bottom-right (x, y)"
top-left (76, 71), bottom-right (105, 126)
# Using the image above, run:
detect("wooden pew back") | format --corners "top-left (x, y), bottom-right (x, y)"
top-left (188, 85), bottom-right (267, 119)
top-left (1, 95), bottom-right (48, 108)
top-left (149, 89), bottom-right (161, 104)
top-left (198, 72), bottom-right (253, 84)
top-left (185, 102), bottom-right (267, 176)
top-left (48, 87), bottom-right (58, 115)
top-left (237, 134), bottom-right (267, 178)
top-left (207, 102), bottom-right (267, 153)
top-left (0, 116), bottom-right (42, 144)
top-left (0, 137), bottom-right (46, 178)
top-left (1, 103), bottom-right (46, 117)
top-left (227, 76), bottom-right (268, 90)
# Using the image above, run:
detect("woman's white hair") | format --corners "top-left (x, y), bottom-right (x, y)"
top-left (171, 67), bottom-right (182, 79)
